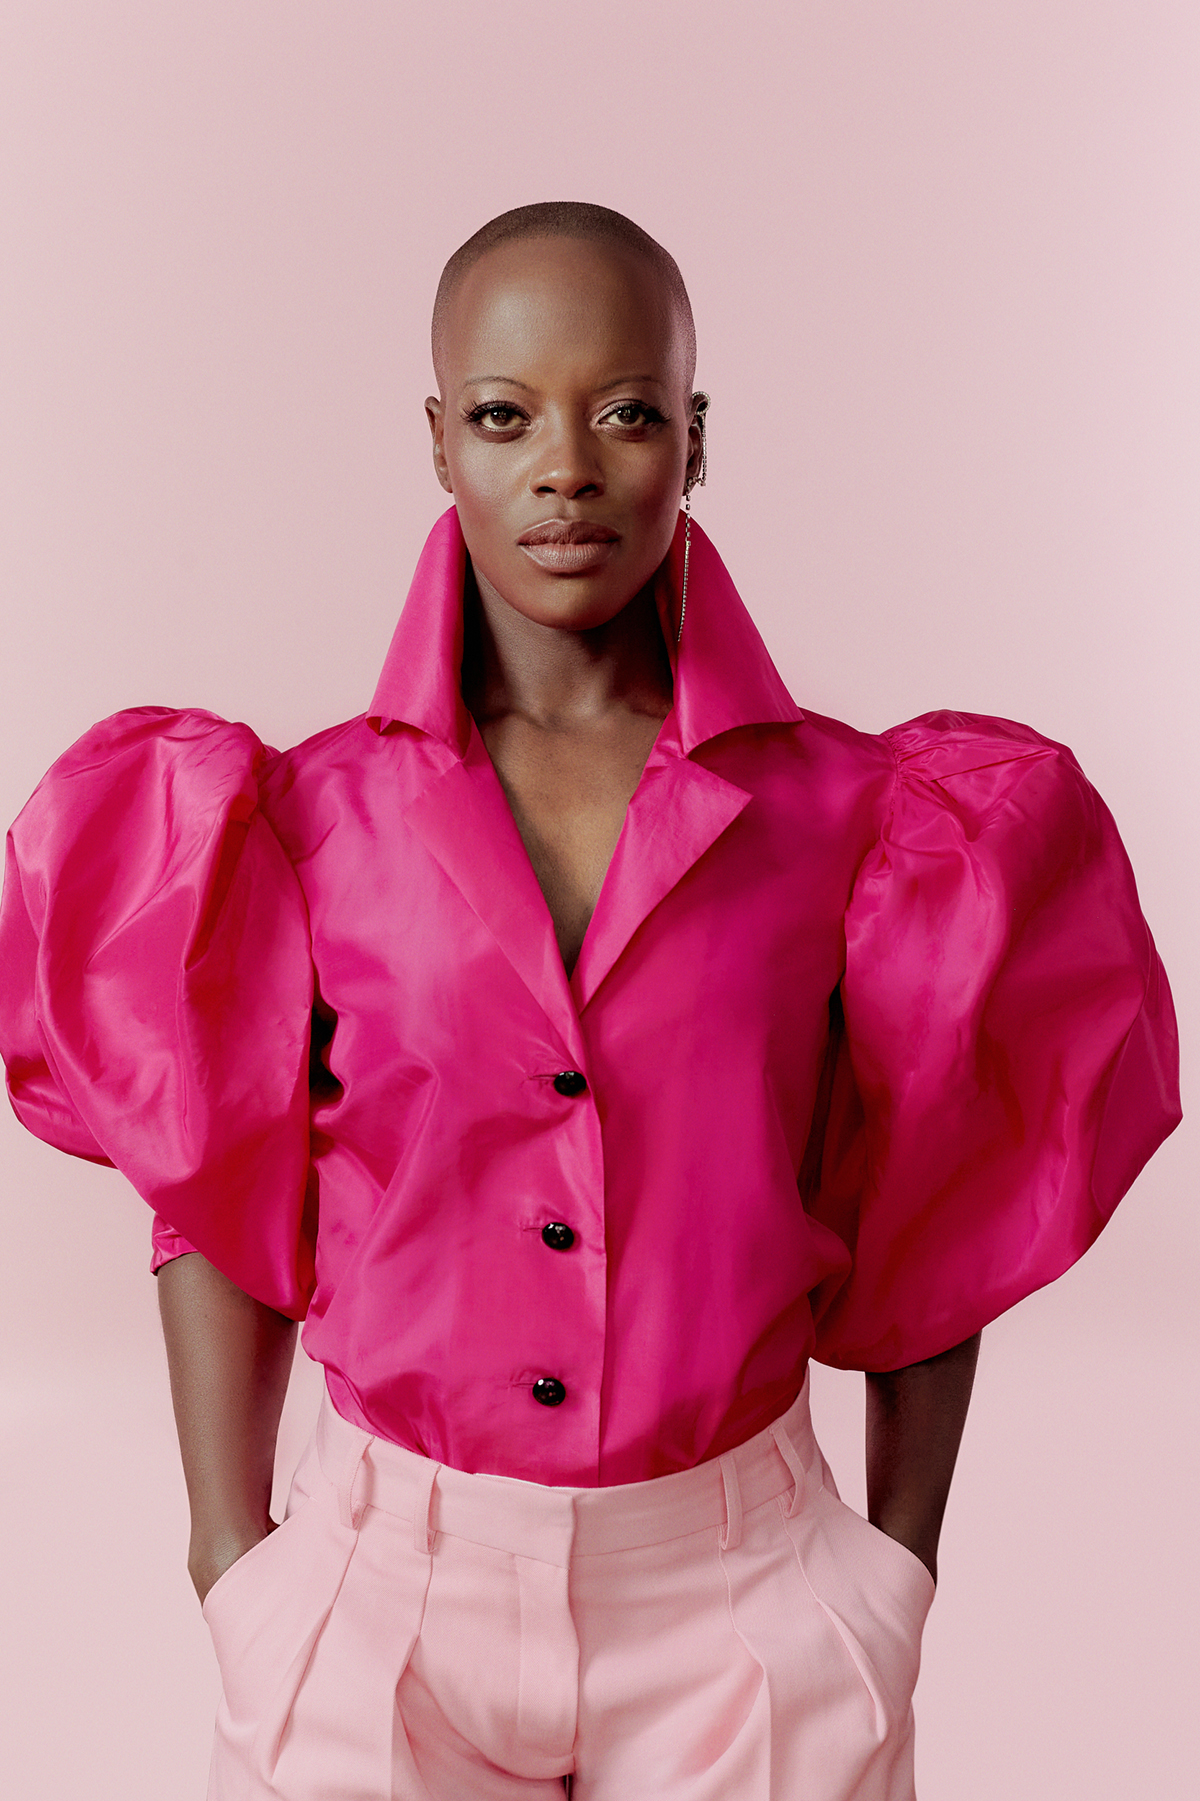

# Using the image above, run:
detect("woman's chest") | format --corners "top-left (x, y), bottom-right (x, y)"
top-left (474, 705), bottom-right (669, 978)
top-left (268, 730), bottom-right (886, 1149)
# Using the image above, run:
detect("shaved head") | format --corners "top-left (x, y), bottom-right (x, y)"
top-left (432, 201), bottom-right (696, 393)
top-left (425, 203), bottom-right (707, 634)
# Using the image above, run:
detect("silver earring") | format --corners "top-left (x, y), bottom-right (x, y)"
top-left (678, 392), bottom-right (710, 644)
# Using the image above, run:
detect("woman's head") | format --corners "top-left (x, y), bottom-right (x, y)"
top-left (426, 202), bottom-right (704, 633)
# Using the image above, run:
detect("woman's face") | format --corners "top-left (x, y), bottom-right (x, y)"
top-left (427, 236), bottom-right (702, 632)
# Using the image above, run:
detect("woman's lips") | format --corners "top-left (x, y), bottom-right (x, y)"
top-left (517, 522), bottom-right (620, 575)
top-left (518, 539), bottom-right (619, 573)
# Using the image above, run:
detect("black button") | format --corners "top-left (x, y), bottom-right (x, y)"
top-left (532, 1377), bottom-right (567, 1407)
top-left (541, 1221), bottom-right (576, 1251)
top-left (553, 1070), bottom-right (588, 1097)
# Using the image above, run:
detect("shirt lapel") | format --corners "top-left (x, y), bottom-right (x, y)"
top-left (568, 518), bottom-right (798, 1008)
top-left (570, 749), bottom-right (752, 1011)
top-left (402, 732), bottom-right (587, 1066)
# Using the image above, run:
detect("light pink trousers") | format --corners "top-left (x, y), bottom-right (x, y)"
top-left (202, 1376), bottom-right (934, 1800)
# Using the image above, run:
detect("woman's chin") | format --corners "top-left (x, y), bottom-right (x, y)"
top-left (481, 564), bottom-right (652, 634)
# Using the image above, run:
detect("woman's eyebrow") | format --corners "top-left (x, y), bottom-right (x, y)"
top-left (462, 375), bottom-right (533, 390)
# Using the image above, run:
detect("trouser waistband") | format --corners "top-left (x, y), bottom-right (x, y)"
top-left (314, 1374), bottom-right (825, 1565)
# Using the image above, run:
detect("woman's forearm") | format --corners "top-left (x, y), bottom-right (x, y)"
top-left (864, 1330), bottom-right (981, 1584)
top-left (157, 1251), bottom-right (297, 1602)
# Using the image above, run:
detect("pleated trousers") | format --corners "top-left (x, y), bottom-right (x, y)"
top-left (203, 1374), bottom-right (934, 1801)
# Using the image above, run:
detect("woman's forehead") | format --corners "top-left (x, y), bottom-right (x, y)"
top-left (436, 236), bottom-right (689, 385)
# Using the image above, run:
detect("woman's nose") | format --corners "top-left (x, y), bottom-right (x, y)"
top-left (530, 415), bottom-right (604, 498)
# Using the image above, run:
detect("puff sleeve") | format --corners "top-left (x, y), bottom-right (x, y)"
top-left (0, 708), bottom-right (315, 1317)
top-left (808, 711), bottom-right (1181, 1370)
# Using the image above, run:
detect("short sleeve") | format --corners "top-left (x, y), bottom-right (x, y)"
top-left (807, 711), bottom-right (1181, 1370)
top-left (0, 708), bottom-right (316, 1317)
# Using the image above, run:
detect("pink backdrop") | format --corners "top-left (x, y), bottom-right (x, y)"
top-left (1, 4), bottom-right (1195, 1796)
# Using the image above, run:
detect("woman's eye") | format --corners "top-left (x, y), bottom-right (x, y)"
top-left (602, 402), bottom-right (664, 429)
top-left (466, 404), bottom-right (524, 431)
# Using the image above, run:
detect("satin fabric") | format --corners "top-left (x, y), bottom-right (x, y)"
top-left (0, 508), bottom-right (1181, 1483)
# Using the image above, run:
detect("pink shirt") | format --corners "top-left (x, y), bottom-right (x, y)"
top-left (0, 510), bottom-right (1181, 1484)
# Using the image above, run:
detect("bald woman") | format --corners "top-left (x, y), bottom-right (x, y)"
top-left (1, 203), bottom-right (1179, 1799)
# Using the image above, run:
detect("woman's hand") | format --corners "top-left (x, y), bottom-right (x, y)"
top-left (864, 1331), bottom-right (982, 1586)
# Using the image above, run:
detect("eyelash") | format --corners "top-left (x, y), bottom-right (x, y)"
top-left (461, 401), bottom-right (669, 432)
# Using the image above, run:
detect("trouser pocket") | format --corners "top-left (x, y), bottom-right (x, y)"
top-left (718, 1486), bottom-right (930, 1800)
top-left (205, 1475), bottom-right (435, 1801)
top-left (781, 1484), bottom-right (934, 1740)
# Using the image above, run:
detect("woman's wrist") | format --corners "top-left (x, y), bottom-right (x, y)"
top-left (188, 1513), bottom-right (274, 1603)
top-left (867, 1502), bottom-right (941, 1583)
top-left (864, 1330), bottom-right (982, 1589)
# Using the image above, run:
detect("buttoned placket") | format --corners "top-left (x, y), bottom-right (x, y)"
top-left (365, 506), bottom-right (802, 1477)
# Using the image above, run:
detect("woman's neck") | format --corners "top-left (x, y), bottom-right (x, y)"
top-left (460, 568), bottom-right (674, 732)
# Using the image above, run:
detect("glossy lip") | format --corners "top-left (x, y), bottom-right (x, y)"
top-left (519, 539), bottom-right (619, 574)
top-left (517, 519), bottom-right (621, 575)
top-left (518, 520), bottom-right (620, 545)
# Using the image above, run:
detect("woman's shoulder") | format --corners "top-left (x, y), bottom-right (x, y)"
top-left (871, 707), bottom-right (1103, 870)
top-left (779, 704), bottom-right (1123, 928)
top-left (260, 710), bottom-right (379, 789)
top-left (788, 703), bottom-right (1087, 822)
top-left (880, 706), bottom-right (1082, 776)
top-left (17, 702), bottom-right (276, 793)
top-left (5, 706), bottom-right (286, 886)
top-left (10, 704), bottom-right (380, 833)
top-left (800, 701), bottom-right (1080, 769)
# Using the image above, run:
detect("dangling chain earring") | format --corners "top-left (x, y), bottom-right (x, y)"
top-left (677, 391), bottom-right (710, 644)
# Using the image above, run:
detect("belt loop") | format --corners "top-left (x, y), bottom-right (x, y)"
top-left (769, 1421), bottom-right (807, 1518)
top-left (411, 1457), bottom-right (440, 1555)
top-left (718, 1452), bottom-right (743, 1551)
top-left (335, 1428), bottom-right (374, 1532)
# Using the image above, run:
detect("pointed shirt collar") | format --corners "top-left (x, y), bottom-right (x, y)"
top-left (367, 505), bottom-right (802, 755)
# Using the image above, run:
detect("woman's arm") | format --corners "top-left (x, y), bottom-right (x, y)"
top-left (157, 1252), bottom-right (297, 1604)
top-left (864, 1330), bottom-right (981, 1584)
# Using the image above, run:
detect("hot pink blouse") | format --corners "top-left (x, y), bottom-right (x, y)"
top-left (0, 510), bottom-right (1181, 1484)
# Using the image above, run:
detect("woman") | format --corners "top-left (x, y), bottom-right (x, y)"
top-left (0, 202), bottom-right (1181, 1800)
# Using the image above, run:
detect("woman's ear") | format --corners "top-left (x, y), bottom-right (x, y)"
top-left (684, 391), bottom-right (710, 494)
top-left (425, 396), bottom-right (454, 494)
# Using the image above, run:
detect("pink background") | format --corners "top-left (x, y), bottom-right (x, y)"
top-left (1, 4), bottom-right (1195, 1795)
